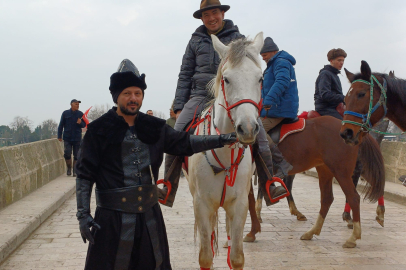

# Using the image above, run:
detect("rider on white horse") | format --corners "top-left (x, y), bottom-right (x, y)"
top-left (160, 0), bottom-right (288, 208)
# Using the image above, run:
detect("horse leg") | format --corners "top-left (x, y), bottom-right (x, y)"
top-left (255, 187), bottom-right (263, 223)
top-left (223, 214), bottom-right (230, 248)
top-left (301, 166), bottom-right (334, 241)
top-left (226, 199), bottom-right (248, 270)
top-left (336, 174), bottom-right (361, 248)
top-left (244, 183), bottom-right (261, 242)
top-left (376, 196), bottom-right (385, 227)
top-left (285, 175), bottom-right (307, 221)
top-left (343, 157), bottom-right (362, 229)
top-left (194, 200), bottom-right (216, 269)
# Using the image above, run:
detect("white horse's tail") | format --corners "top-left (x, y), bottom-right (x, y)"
top-left (194, 210), bottom-right (220, 256)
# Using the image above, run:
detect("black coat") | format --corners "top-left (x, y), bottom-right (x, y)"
top-left (58, 109), bottom-right (86, 142)
top-left (173, 19), bottom-right (244, 113)
top-left (314, 65), bottom-right (345, 112)
top-left (76, 108), bottom-right (197, 188)
top-left (76, 108), bottom-right (202, 270)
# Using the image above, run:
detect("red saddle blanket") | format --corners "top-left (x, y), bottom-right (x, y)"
top-left (279, 118), bottom-right (306, 143)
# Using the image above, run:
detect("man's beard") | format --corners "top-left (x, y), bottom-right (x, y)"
top-left (119, 101), bottom-right (141, 116)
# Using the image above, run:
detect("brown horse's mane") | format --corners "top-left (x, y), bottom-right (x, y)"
top-left (352, 72), bottom-right (406, 108)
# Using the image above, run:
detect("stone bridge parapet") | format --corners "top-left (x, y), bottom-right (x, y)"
top-left (0, 139), bottom-right (65, 210)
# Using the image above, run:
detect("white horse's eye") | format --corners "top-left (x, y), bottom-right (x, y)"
top-left (224, 78), bottom-right (230, 84)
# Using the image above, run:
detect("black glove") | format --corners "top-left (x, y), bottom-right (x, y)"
top-left (76, 178), bottom-right (101, 244)
top-left (77, 213), bottom-right (101, 244)
top-left (220, 132), bottom-right (237, 145)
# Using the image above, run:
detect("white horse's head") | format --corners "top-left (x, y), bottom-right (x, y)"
top-left (211, 32), bottom-right (264, 144)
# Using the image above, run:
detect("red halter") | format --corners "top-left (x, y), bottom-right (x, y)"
top-left (220, 77), bottom-right (263, 125)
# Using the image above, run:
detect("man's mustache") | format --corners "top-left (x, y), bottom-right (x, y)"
top-left (127, 101), bottom-right (139, 106)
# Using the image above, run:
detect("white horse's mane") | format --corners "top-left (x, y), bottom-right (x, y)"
top-left (207, 38), bottom-right (261, 100)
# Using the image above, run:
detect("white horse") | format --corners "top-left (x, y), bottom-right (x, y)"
top-left (186, 33), bottom-right (264, 270)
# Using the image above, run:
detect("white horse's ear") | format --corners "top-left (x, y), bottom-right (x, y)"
top-left (211, 34), bottom-right (228, 59)
top-left (251, 32), bottom-right (264, 54)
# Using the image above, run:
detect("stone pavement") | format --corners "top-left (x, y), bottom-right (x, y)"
top-left (1, 173), bottom-right (406, 270)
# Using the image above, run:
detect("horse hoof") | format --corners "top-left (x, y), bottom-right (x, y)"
top-left (300, 232), bottom-right (313, 240)
top-left (342, 241), bottom-right (357, 248)
top-left (223, 240), bottom-right (228, 248)
top-left (243, 233), bottom-right (256, 242)
top-left (376, 216), bottom-right (384, 227)
top-left (342, 211), bottom-right (352, 222)
top-left (297, 215), bottom-right (307, 221)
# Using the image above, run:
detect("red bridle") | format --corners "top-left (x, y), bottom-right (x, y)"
top-left (219, 77), bottom-right (263, 125)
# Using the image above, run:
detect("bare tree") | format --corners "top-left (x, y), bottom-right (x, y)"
top-left (87, 104), bottom-right (112, 122)
top-left (10, 116), bottom-right (33, 130)
top-left (153, 110), bottom-right (167, 120)
top-left (10, 116), bottom-right (33, 144)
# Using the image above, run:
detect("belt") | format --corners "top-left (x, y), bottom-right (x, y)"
top-left (95, 185), bottom-right (158, 214)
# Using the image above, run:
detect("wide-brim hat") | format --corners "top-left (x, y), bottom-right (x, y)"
top-left (193, 0), bottom-right (230, 19)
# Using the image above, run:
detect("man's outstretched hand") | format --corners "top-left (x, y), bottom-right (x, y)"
top-left (220, 132), bottom-right (237, 145)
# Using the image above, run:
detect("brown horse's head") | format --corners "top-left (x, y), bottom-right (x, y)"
top-left (340, 61), bottom-right (388, 145)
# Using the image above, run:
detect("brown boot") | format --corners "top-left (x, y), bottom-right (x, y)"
top-left (159, 154), bottom-right (182, 207)
top-left (65, 159), bottom-right (72, 176)
top-left (254, 150), bottom-right (288, 206)
top-left (73, 160), bottom-right (77, 177)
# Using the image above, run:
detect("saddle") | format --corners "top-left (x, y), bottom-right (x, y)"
top-left (268, 117), bottom-right (306, 144)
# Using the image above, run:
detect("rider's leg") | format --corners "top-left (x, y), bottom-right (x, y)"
top-left (261, 117), bottom-right (293, 178)
top-left (160, 97), bottom-right (207, 207)
top-left (255, 120), bottom-right (287, 205)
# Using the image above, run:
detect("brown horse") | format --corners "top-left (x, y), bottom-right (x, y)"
top-left (340, 61), bottom-right (406, 142)
top-left (246, 115), bottom-right (385, 248)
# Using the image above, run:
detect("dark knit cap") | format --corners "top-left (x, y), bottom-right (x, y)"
top-left (109, 59), bottom-right (147, 103)
top-left (260, 37), bottom-right (279, 54)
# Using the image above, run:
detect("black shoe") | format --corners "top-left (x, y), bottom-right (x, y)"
top-left (66, 159), bottom-right (72, 176)
top-left (269, 185), bottom-right (288, 205)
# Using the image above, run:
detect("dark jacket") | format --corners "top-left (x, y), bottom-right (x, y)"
top-left (314, 65), bottom-right (345, 111)
top-left (173, 19), bottom-right (244, 113)
top-left (58, 109), bottom-right (85, 142)
top-left (76, 109), bottom-right (203, 188)
top-left (260, 51), bottom-right (299, 119)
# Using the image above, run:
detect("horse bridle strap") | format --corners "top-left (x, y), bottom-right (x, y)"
top-left (342, 75), bottom-right (388, 134)
top-left (220, 76), bottom-right (263, 125)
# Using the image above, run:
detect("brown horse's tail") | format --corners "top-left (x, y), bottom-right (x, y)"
top-left (359, 134), bottom-right (385, 202)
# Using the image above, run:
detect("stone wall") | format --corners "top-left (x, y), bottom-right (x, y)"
top-left (0, 139), bottom-right (65, 210)
top-left (381, 141), bottom-right (406, 184)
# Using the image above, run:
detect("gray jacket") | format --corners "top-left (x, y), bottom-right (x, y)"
top-left (173, 20), bottom-right (244, 112)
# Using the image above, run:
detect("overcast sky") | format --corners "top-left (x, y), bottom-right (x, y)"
top-left (1, 0), bottom-right (405, 127)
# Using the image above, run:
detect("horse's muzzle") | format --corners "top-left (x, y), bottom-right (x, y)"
top-left (340, 128), bottom-right (359, 146)
top-left (236, 121), bottom-right (259, 144)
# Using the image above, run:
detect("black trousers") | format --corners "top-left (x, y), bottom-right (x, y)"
top-left (64, 141), bottom-right (81, 160)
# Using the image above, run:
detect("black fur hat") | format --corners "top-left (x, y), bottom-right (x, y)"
top-left (109, 59), bottom-right (147, 103)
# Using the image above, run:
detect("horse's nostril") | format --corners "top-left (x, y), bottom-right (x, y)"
top-left (237, 124), bottom-right (244, 135)
top-left (254, 123), bottom-right (259, 134)
top-left (342, 129), bottom-right (354, 140)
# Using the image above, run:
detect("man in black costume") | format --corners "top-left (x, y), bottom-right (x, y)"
top-left (75, 59), bottom-right (237, 270)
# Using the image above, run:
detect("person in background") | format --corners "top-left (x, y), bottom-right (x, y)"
top-left (166, 106), bottom-right (176, 129)
top-left (58, 99), bottom-right (86, 177)
top-left (146, 110), bottom-right (154, 116)
top-left (314, 48), bottom-right (347, 120)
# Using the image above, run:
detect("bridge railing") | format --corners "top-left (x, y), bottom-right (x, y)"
top-left (0, 139), bottom-right (65, 211)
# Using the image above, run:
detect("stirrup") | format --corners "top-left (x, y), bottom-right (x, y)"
top-left (266, 177), bottom-right (290, 204)
top-left (157, 179), bottom-right (172, 205)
